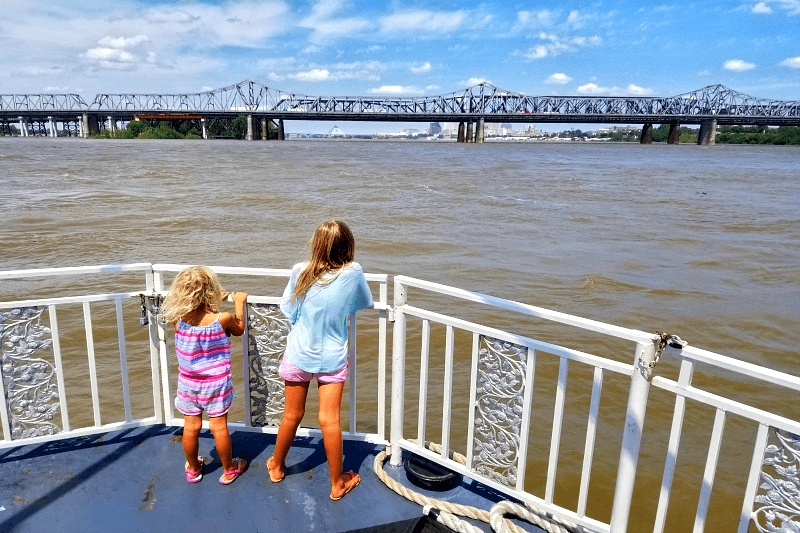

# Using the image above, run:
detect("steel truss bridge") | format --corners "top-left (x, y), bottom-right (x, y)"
top-left (1, 81), bottom-right (799, 141)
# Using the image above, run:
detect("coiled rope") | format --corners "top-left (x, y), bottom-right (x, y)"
top-left (373, 442), bottom-right (594, 533)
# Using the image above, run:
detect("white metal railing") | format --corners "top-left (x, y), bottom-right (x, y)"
top-left (2, 265), bottom-right (799, 532)
top-left (0, 264), bottom-right (388, 448)
top-left (388, 275), bottom-right (800, 533)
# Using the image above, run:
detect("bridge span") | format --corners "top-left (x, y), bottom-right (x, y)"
top-left (2, 81), bottom-right (799, 145)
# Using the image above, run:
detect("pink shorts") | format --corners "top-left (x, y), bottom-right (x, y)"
top-left (279, 356), bottom-right (348, 384)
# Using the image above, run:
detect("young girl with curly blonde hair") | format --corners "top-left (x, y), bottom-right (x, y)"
top-left (162, 266), bottom-right (248, 484)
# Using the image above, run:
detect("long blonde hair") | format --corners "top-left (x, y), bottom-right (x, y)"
top-left (292, 221), bottom-right (355, 300)
top-left (162, 266), bottom-right (225, 323)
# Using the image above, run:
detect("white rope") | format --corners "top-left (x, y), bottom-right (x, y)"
top-left (373, 444), bottom-right (595, 533)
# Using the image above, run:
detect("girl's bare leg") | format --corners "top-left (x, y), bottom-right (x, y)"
top-left (319, 381), bottom-right (357, 499)
top-left (183, 414), bottom-right (203, 471)
top-left (269, 380), bottom-right (310, 480)
top-left (209, 413), bottom-right (235, 473)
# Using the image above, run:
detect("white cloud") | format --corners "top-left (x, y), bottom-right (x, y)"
top-left (410, 62), bottom-right (432, 74)
top-left (524, 46), bottom-right (548, 59)
top-left (368, 85), bottom-right (424, 95)
top-left (380, 10), bottom-right (469, 35)
top-left (84, 47), bottom-right (139, 69)
top-left (516, 10), bottom-right (556, 28)
top-left (546, 73), bottom-right (572, 84)
top-left (626, 84), bottom-right (654, 95)
top-left (466, 77), bottom-right (491, 86)
top-left (576, 83), bottom-right (653, 96)
top-left (98, 35), bottom-right (150, 48)
top-left (577, 83), bottom-right (608, 95)
top-left (297, 0), bottom-right (371, 42)
top-left (724, 59), bottom-right (756, 71)
top-left (425, 85), bottom-right (440, 91)
top-left (290, 68), bottom-right (333, 82)
top-left (752, 2), bottom-right (773, 13)
top-left (779, 56), bottom-right (800, 68)
top-left (763, 0), bottom-right (800, 15)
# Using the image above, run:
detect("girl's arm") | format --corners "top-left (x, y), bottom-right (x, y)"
top-left (220, 292), bottom-right (248, 336)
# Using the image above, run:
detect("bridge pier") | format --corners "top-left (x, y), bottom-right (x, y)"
top-left (697, 119), bottom-right (717, 145)
top-left (48, 117), bottom-right (57, 137)
top-left (457, 122), bottom-right (465, 142)
top-left (107, 116), bottom-right (115, 134)
top-left (201, 118), bottom-right (208, 139)
top-left (18, 117), bottom-right (28, 137)
top-left (668, 122), bottom-right (680, 144)
top-left (246, 114), bottom-right (254, 141)
top-left (466, 122), bottom-right (474, 143)
top-left (476, 118), bottom-right (485, 143)
top-left (640, 123), bottom-right (653, 144)
top-left (278, 119), bottom-right (285, 140)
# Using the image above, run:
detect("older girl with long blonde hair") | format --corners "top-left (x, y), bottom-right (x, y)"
top-left (267, 221), bottom-right (373, 500)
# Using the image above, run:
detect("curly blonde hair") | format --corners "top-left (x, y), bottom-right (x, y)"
top-left (162, 266), bottom-right (225, 323)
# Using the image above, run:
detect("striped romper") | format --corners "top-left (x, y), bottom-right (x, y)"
top-left (174, 316), bottom-right (234, 417)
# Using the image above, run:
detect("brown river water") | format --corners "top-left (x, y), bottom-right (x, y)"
top-left (1, 137), bottom-right (798, 532)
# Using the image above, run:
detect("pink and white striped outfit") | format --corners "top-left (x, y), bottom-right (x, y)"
top-left (173, 316), bottom-right (234, 417)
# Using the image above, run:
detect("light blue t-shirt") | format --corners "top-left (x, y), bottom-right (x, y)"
top-left (280, 262), bottom-right (374, 373)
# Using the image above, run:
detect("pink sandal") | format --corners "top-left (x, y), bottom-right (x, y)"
top-left (219, 458), bottom-right (247, 485)
top-left (185, 456), bottom-right (204, 483)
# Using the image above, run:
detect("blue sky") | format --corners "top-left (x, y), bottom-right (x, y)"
top-left (2, 0), bottom-right (799, 133)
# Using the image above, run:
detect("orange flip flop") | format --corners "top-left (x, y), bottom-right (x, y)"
top-left (330, 471), bottom-right (360, 501)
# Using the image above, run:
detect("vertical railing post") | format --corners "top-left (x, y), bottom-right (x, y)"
top-left (609, 338), bottom-right (658, 533)
top-left (145, 267), bottom-right (164, 424)
top-left (390, 278), bottom-right (407, 466)
top-left (377, 278), bottom-right (388, 441)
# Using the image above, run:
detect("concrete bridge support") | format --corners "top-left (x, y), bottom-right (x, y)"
top-left (18, 117), bottom-right (29, 137)
top-left (697, 119), bottom-right (717, 145)
top-left (261, 118), bottom-right (268, 140)
top-left (201, 118), bottom-right (208, 140)
top-left (457, 122), bottom-right (465, 142)
top-left (107, 116), bottom-right (115, 134)
top-left (476, 118), bottom-right (485, 143)
top-left (640, 123), bottom-right (653, 144)
top-left (668, 122), bottom-right (680, 144)
top-left (466, 122), bottom-right (474, 143)
top-left (278, 119), bottom-right (285, 140)
top-left (246, 114), bottom-right (254, 140)
top-left (48, 117), bottom-right (57, 137)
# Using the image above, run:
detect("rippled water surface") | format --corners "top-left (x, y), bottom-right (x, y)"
top-left (1, 137), bottom-right (798, 531)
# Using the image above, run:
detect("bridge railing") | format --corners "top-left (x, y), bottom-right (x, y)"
top-left (388, 275), bottom-right (800, 533)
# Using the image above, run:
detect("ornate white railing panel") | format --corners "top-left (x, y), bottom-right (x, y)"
top-left (389, 275), bottom-right (800, 533)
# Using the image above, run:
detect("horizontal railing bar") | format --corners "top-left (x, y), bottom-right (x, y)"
top-left (403, 305), bottom-right (633, 375)
top-left (668, 345), bottom-right (800, 391)
top-left (152, 263), bottom-right (292, 277)
top-left (396, 275), bottom-right (654, 344)
top-left (397, 438), bottom-right (611, 533)
top-left (0, 263), bottom-right (153, 280)
top-left (651, 376), bottom-right (800, 433)
top-left (0, 417), bottom-right (159, 449)
top-left (1, 291), bottom-right (142, 309)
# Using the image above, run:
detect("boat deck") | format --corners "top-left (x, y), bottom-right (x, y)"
top-left (0, 425), bottom-right (539, 533)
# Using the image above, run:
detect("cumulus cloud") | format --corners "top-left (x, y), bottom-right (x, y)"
top-left (290, 68), bottom-right (333, 82)
top-left (516, 10), bottom-right (555, 28)
top-left (465, 77), bottom-right (491, 86)
top-left (84, 47), bottom-right (140, 69)
top-left (410, 62), bottom-right (431, 74)
top-left (724, 59), bottom-right (756, 71)
top-left (519, 32), bottom-right (601, 60)
top-left (380, 9), bottom-right (469, 35)
top-left (368, 85), bottom-right (425, 95)
top-left (546, 73), bottom-right (572, 84)
top-left (576, 83), bottom-right (653, 96)
top-left (98, 35), bottom-right (150, 48)
top-left (779, 56), bottom-right (800, 68)
top-left (752, 2), bottom-right (773, 13)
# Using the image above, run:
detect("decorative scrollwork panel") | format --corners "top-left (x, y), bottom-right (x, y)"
top-left (753, 428), bottom-right (800, 532)
top-left (0, 306), bottom-right (61, 439)
top-left (471, 335), bottom-right (528, 487)
top-left (247, 303), bottom-right (290, 427)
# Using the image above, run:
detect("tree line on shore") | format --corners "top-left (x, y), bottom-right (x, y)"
top-left (3, 120), bottom-right (800, 144)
